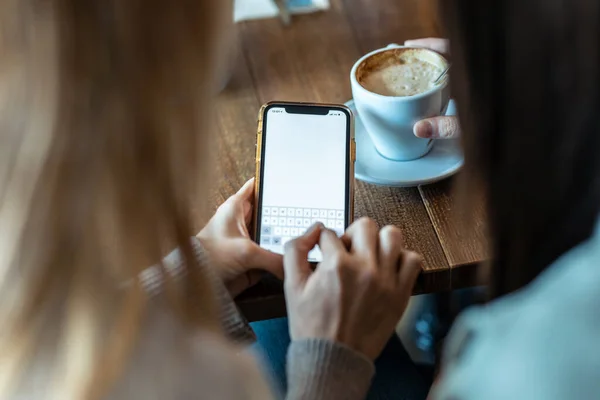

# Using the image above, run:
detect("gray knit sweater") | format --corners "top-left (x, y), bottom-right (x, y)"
top-left (137, 237), bottom-right (376, 400)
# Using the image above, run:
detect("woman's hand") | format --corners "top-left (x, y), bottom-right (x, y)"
top-left (405, 37), bottom-right (461, 139)
top-left (405, 37), bottom-right (450, 55)
top-left (283, 218), bottom-right (422, 360)
top-left (197, 179), bottom-right (283, 297)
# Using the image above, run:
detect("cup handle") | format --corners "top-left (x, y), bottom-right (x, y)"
top-left (440, 83), bottom-right (452, 115)
top-left (444, 99), bottom-right (457, 117)
top-left (386, 43), bottom-right (402, 49)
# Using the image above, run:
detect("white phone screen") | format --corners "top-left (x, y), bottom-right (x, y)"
top-left (256, 105), bottom-right (351, 262)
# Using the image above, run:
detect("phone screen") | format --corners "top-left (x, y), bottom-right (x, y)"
top-left (256, 104), bottom-right (352, 262)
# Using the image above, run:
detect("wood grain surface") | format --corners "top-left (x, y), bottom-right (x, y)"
top-left (419, 179), bottom-right (488, 268)
top-left (212, 0), bottom-right (487, 321)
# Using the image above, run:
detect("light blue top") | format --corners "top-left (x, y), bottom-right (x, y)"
top-left (432, 218), bottom-right (600, 399)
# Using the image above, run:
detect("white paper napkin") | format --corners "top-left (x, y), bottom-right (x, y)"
top-left (234, 0), bottom-right (330, 22)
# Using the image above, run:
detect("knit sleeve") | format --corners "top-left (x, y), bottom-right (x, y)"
top-left (138, 237), bottom-right (255, 344)
top-left (286, 338), bottom-right (375, 400)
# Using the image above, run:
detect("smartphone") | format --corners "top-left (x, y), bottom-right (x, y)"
top-left (253, 101), bottom-right (355, 262)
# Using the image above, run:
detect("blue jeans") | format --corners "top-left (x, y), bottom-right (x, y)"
top-left (250, 318), bottom-right (431, 400)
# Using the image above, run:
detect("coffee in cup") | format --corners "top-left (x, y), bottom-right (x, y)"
top-left (350, 45), bottom-right (450, 161)
top-left (356, 48), bottom-right (445, 97)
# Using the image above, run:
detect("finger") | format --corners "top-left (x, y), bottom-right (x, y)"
top-left (397, 250), bottom-right (422, 291)
top-left (226, 271), bottom-right (263, 298)
top-left (378, 226), bottom-right (404, 280)
top-left (244, 244), bottom-right (285, 280)
top-left (235, 178), bottom-right (256, 201)
top-left (413, 116), bottom-right (461, 139)
top-left (245, 270), bottom-right (264, 290)
top-left (233, 179), bottom-right (255, 226)
top-left (343, 218), bottom-right (379, 261)
top-left (243, 200), bottom-right (253, 226)
top-left (340, 234), bottom-right (351, 250)
top-left (318, 229), bottom-right (347, 260)
top-left (283, 223), bottom-right (323, 288)
top-left (216, 178), bottom-right (254, 223)
top-left (404, 38), bottom-right (450, 55)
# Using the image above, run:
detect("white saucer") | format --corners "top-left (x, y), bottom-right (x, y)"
top-left (347, 99), bottom-right (463, 187)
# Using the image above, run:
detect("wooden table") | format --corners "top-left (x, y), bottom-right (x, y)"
top-left (210, 0), bottom-right (487, 321)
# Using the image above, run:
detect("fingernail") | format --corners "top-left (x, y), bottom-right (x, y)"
top-left (305, 222), bottom-right (323, 234)
top-left (414, 120), bottom-right (433, 138)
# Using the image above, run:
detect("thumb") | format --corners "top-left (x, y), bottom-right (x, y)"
top-left (413, 116), bottom-right (461, 139)
top-left (235, 178), bottom-right (255, 201)
top-left (245, 244), bottom-right (285, 280)
top-left (283, 223), bottom-right (323, 289)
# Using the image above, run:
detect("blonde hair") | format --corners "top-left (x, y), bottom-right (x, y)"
top-left (0, 0), bottom-right (226, 398)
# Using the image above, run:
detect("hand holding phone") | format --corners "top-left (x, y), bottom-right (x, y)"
top-left (253, 102), bottom-right (355, 262)
top-left (198, 178), bottom-right (284, 297)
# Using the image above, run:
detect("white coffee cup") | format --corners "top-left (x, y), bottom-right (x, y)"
top-left (350, 44), bottom-right (450, 161)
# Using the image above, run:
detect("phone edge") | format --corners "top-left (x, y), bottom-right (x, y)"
top-left (252, 101), bottom-right (356, 242)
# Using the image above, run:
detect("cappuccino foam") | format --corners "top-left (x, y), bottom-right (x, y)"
top-left (357, 49), bottom-right (445, 97)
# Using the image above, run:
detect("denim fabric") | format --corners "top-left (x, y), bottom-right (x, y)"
top-left (250, 318), bottom-right (431, 400)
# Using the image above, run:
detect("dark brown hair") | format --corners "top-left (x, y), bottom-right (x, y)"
top-left (442, 0), bottom-right (600, 297)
